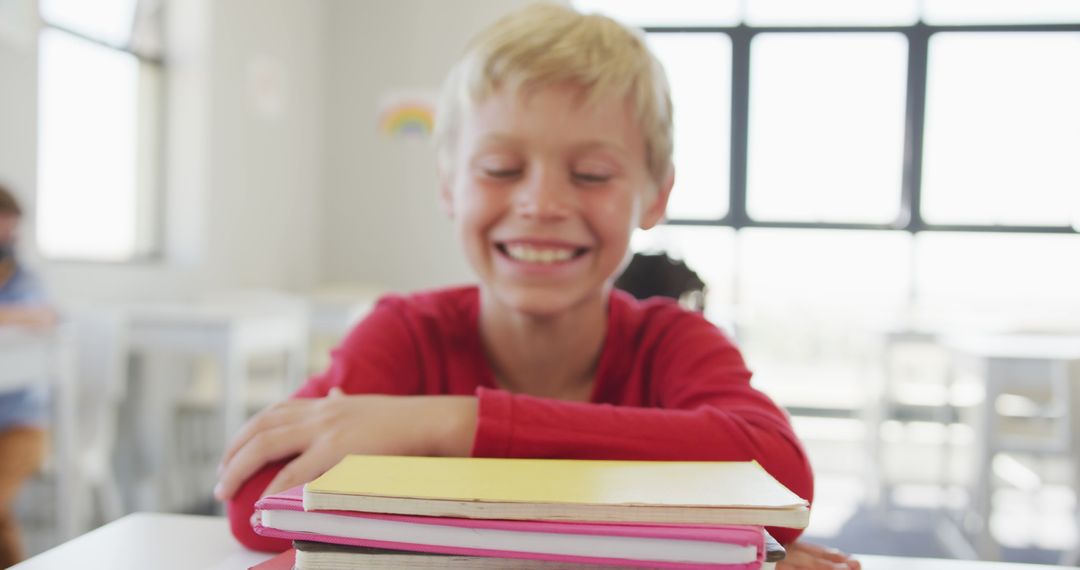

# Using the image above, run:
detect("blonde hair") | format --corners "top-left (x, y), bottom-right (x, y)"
top-left (434, 3), bottom-right (673, 186)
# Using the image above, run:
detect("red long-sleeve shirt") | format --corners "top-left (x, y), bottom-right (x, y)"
top-left (228, 286), bottom-right (813, 550)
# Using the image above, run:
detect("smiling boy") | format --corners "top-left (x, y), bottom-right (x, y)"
top-left (216, 5), bottom-right (855, 568)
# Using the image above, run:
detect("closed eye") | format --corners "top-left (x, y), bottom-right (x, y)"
top-left (573, 173), bottom-right (611, 184)
top-left (484, 169), bottom-right (522, 179)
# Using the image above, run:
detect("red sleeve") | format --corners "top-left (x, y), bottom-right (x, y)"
top-left (471, 312), bottom-right (813, 545)
top-left (227, 460), bottom-right (291, 552)
top-left (226, 300), bottom-right (423, 551)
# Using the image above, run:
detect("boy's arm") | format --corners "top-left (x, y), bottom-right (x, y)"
top-left (227, 459), bottom-right (291, 552)
top-left (0, 306), bottom-right (57, 327)
top-left (470, 315), bottom-right (813, 545)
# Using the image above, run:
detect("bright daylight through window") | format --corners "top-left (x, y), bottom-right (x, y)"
top-left (36, 0), bottom-right (162, 261)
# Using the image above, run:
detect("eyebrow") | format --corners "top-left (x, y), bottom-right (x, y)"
top-left (571, 140), bottom-right (631, 160)
top-left (474, 134), bottom-right (631, 159)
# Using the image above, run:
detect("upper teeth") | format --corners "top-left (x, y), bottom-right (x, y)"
top-left (506, 244), bottom-right (576, 263)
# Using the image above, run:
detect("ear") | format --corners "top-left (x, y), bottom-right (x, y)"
top-left (437, 160), bottom-right (456, 219)
top-left (638, 168), bottom-right (674, 230)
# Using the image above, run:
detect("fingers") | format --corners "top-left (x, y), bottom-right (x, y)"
top-left (221, 389), bottom-right (344, 469)
top-left (816, 547), bottom-right (850, 563)
top-left (262, 445), bottom-right (344, 498)
top-left (219, 400), bottom-right (306, 472)
top-left (779, 543), bottom-right (859, 570)
top-left (215, 423), bottom-right (313, 501)
top-left (777, 556), bottom-right (852, 570)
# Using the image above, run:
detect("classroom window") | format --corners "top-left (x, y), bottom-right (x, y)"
top-left (914, 232), bottom-right (1080, 307)
top-left (572, 0), bottom-right (739, 27)
top-left (921, 0), bottom-right (1080, 24)
top-left (744, 0), bottom-right (919, 26)
top-left (735, 229), bottom-right (912, 308)
top-left (921, 33), bottom-right (1080, 227)
top-left (39, 0), bottom-right (140, 46)
top-left (746, 33), bottom-right (907, 224)
top-left (36, 0), bottom-right (163, 261)
top-left (648, 33), bottom-right (732, 220)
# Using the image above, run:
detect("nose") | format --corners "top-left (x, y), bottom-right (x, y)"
top-left (513, 166), bottom-right (571, 221)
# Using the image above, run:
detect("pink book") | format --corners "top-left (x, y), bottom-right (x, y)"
top-left (254, 487), bottom-right (770, 569)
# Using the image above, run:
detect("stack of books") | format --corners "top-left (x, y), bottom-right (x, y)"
top-left (250, 455), bottom-right (808, 570)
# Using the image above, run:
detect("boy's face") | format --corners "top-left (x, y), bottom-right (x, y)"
top-left (440, 84), bottom-right (673, 317)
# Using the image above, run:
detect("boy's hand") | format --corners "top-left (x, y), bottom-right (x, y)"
top-left (777, 542), bottom-right (861, 570)
top-left (214, 391), bottom-right (478, 501)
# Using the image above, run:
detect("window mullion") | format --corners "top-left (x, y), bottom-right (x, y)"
top-left (899, 24), bottom-right (930, 233)
top-left (729, 26), bottom-right (753, 229)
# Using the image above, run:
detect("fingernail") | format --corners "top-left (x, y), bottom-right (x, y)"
top-left (213, 482), bottom-right (224, 500)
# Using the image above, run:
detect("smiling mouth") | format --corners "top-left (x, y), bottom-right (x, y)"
top-left (495, 242), bottom-right (590, 264)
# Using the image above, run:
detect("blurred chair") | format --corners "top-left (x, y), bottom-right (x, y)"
top-left (861, 326), bottom-right (956, 516)
top-left (68, 307), bottom-right (129, 530)
top-left (17, 309), bottom-right (129, 548)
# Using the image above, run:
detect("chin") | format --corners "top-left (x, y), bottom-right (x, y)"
top-left (490, 284), bottom-right (597, 319)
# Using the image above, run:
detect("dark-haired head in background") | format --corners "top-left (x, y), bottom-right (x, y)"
top-left (615, 252), bottom-right (706, 312)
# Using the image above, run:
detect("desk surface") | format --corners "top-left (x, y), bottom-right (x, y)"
top-left (945, 333), bottom-right (1080, 360)
top-left (11, 513), bottom-right (1059, 570)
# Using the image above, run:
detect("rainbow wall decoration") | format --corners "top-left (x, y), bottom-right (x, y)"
top-left (378, 93), bottom-right (436, 138)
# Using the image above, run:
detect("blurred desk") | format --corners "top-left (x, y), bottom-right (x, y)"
top-left (945, 333), bottom-right (1080, 564)
top-left (0, 325), bottom-right (79, 540)
top-left (10, 513), bottom-right (268, 570)
top-left (0, 326), bottom-right (59, 390)
top-left (10, 513), bottom-right (1061, 570)
top-left (127, 302), bottom-right (308, 436)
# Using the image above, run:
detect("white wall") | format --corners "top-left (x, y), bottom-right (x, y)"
top-left (320, 0), bottom-right (536, 292)
top-left (0, 0), bottom-right (38, 241)
top-left (201, 0), bottom-right (324, 294)
top-left (0, 0), bottom-right (325, 305)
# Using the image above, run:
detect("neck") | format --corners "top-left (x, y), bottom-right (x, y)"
top-left (478, 287), bottom-right (609, 402)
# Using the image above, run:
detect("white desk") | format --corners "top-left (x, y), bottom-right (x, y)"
top-left (11, 513), bottom-right (1061, 570)
top-left (127, 301), bottom-right (309, 437)
top-left (0, 326), bottom-right (63, 390)
top-left (0, 325), bottom-right (79, 540)
top-left (945, 333), bottom-right (1080, 564)
top-left (10, 513), bottom-right (269, 570)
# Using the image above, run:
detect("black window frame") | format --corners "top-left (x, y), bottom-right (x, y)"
top-left (648, 21), bottom-right (1080, 235)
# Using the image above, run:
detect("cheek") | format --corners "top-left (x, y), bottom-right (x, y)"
top-left (454, 187), bottom-right (500, 242)
top-left (587, 190), bottom-right (640, 237)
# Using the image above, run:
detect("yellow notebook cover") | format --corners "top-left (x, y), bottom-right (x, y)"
top-left (305, 456), bottom-right (806, 510)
